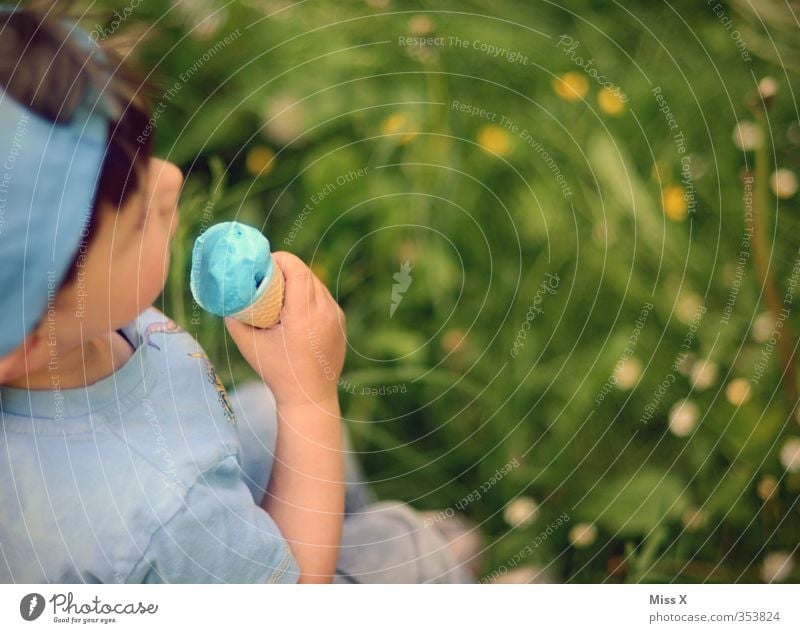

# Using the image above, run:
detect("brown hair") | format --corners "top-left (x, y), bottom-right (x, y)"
top-left (0, 2), bottom-right (154, 281)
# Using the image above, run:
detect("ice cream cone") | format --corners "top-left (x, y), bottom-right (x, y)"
top-left (230, 262), bottom-right (285, 328)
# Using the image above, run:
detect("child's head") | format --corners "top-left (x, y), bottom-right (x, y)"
top-left (0, 4), bottom-right (184, 383)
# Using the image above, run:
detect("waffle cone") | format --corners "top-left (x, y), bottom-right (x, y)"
top-left (230, 262), bottom-right (285, 328)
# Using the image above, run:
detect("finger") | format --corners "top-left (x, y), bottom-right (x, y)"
top-left (224, 315), bottom-right (257, 342)
top-left (272, 251), bottom-right (315, 311)
top-left (311, 272), bottom-right (333, 303)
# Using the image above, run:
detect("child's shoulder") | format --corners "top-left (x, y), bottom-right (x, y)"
top-left (128, 306), bottom-right (241, 463)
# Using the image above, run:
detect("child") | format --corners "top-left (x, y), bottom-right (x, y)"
top-left (0, 5), bottom-right (476, 583)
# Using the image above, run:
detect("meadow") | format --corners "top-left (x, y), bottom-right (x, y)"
top-left (96, 0), bottom-right (800, 582)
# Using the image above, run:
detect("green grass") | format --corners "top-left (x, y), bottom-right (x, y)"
top-left (94, 0), bottom-right (800, 582)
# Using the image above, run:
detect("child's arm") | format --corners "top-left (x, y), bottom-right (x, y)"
top-left (226, 252), bottom-right (346, 583)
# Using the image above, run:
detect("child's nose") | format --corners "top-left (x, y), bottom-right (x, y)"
top-left (150, 159), bottom-right (184, 198)
top-left (148, 159), bottom-right (184, 225)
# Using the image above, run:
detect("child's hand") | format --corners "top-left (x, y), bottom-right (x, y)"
top-left (225, 252), bottom-right (346, 408)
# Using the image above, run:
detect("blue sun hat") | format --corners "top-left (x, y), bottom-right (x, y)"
top-left (0, 10), bottom-right (114, 356)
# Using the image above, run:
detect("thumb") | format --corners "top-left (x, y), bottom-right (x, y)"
top-left (271, 250), bottom-right (315, 314)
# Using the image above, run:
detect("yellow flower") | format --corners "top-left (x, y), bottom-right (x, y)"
top-left (597, 87), bottom-right (626, 116)
top-left (662, 185), bottom-right (688, 221)
top-left (477, 125), bottom-right (513, 157)
top-left (380, 112), bottom-right (418, 144)
top-left (245, 146), bottom-right (275, 177)
top-left (552, 72), bottom-right (588, 102)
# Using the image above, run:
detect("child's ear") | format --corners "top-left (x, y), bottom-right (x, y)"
top-left (0, 328), bottom-right (48, 384)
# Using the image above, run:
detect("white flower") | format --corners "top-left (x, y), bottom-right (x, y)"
top-left (569, 523), bottom-right (597, 548)
top-left (761, 551), bottom-right (794, 583)
top-left (676, 292), bottom-right (703, 324)
top-left (789, 121), bottom-right (800, 145)
top-left (669, 399), bottom-right (699, 437)
top-left (262, 94), bottom-right (306, 146)
top-left (733, 121), bottom-right (763, 151)
top-left (675, 352), bottom-right (696, 377)
top-left (503, 496), bottom-right (539, 528)
top-left (681, 506), bottom-right (709, 532)
top-left (758, 76), bottom-right (779, 99)
top-left (752, 312), bottom-right (774, 343)
top-left (779, 437), bottom-right (800, 473)
top-left (690, 358), bottom-right (718, 391)
top-left (770, 169), bottom-right (798, 199)
top-left (171, 0), bottom-right (226, 39)
top-left (614, 357), bottom-right (642, 390)
top-left (757, 475), bottom-right (778, 501)
top-left (725, 378), bottom-right (751, 406)
top-left (408, 15), bottom-right (434, 35)
top-left (688, 153), bottom-right (707, 179)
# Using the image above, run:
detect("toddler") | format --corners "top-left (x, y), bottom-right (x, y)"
top-left (0, 5), bottom-right (475, 583)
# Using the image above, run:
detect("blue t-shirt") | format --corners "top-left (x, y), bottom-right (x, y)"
top-left (0, 308), bottom-right (299, 583)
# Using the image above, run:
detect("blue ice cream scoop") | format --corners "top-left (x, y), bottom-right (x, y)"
top-left (190, 221), bottom-right (275, 316)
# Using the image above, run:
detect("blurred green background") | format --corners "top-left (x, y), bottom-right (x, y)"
top-left (87, 0), bottom-right (800, 582)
